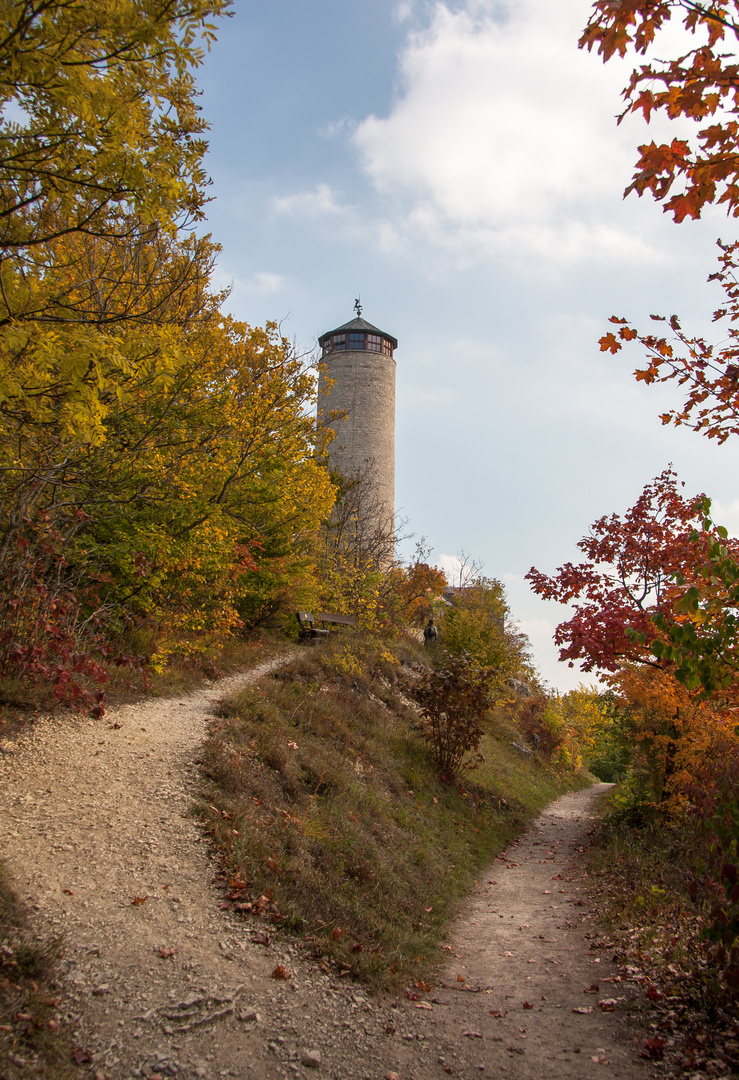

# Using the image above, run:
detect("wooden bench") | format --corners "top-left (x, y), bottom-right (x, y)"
top-left (316, 613), bottom-right (356, 630)
top-left (296, 612), bottom-right (330, 642)
top-left (296, 611), bottom-right (357, 642)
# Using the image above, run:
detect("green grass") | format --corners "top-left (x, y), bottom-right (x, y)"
top-left (199, 633), bottom-right (587, 990)
top-left (0, 861), bottom-right (76, 1080)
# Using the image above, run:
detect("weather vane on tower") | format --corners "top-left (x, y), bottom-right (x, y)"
top-left (354, 297), bottom-right (362, 317)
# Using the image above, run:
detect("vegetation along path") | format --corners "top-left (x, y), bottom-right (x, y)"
top-left (0, 666), bottom-right (652, 1080)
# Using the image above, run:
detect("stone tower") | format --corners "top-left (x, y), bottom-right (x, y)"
top-left (317, 305), bottom-right (397, 535)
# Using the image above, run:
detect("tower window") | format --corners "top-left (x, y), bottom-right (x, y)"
top-left (382, 338), bottom-right (393, 356)
top-left (332, 334), bottom-right (346, 349)
top-left (348, 332), bottom-right (364, 349)
top-left (366, 334), bottom-right (381, 352)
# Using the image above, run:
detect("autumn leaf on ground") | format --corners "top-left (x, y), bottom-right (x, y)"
top-left (490, 1009), bottom-right (508, 1018)
top-left (72, 1049), bottom-right (92, 1065)
top-left (271, 965), bottom-right (291, 980)
top-left (405, 990), bottom-right (420, 1001)
top-left (640, 1037), bottom-right (665, 1060)
top-left (572, 1006), bottom-right (594, 1014)
top-left (331, 926), bottom-right (345, 941)
top-left (599, 999), bottom-right (619, 1011)
top-left (584, 983), bottom-right (599, 993)
top-left (463, 1031), bottom-right (483, 1038)
top-left (130, 896), bottom-right (147, 905)
top-left (157, 946), bottom-right (175, 959)
top-left (415, 979), bottom-right (431, 992)
top-left (457, 974), bottom-right (466, 982)
top-left (522, 1001), bottom-right (533, 1009)
top-left (591, 1054), bottom-right (610, 1065)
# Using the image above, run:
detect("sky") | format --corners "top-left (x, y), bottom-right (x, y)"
top-left (195, 0), bottom-right (739, 691)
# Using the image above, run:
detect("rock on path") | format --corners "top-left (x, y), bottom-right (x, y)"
top-left (0, 667), bottom-right (651, 1080)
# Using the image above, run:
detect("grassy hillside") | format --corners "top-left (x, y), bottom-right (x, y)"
top-left (0, 863), bottom-right (76, 1080)
top-left (199, 634), bottom-right (589, 990)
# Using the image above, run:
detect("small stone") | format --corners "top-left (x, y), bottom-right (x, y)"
top-left (301, 1050), bottom-right (321, 1069)
top-left (238, 1007), bottom-right (258, 1022)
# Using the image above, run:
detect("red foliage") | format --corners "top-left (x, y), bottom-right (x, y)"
top-left (599, 243), bottom-right (739, 443)
top-left (0, 516), bottom-right (122, 715)
top-left (525, 469), bottom-right (720, 673)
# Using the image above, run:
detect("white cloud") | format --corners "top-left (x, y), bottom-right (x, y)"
top-left (209, 268), bottom-right (287, 301)
top-left (395, 1), bottom-right (415, 22)
top-left (434, 552), bottom-right (458, 584)
top-left (250, 271), bottom-right (286, 294)
top-left (710, 498), bottom-right (739, 540)
top-left (353, 0), bottom-right (694, 265)
top-left (318, 117), bottom-right (355, 139)
top-left (272, 183), bottom-right (353, 219)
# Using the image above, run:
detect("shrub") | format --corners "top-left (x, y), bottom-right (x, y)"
top-left (410, 651), bottom-right (492, 777)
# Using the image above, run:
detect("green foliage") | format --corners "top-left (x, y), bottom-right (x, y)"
top-left (0, 0), bottom-right (344, 706)
top-left (563, 687), bottom-right (631, 783)
top-left (650, 501), bottom-right (739, 696)
top-left (438, 575), bottom-right (535, 693)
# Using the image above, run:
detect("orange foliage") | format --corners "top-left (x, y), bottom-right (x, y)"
top-left (612, 664), bottom-right (736, 806)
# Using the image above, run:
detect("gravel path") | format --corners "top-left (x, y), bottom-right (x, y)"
top-left (0, 666), bottom-right (651, 1080)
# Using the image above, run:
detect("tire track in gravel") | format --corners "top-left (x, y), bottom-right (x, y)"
top-left (0, 668), bottom-right (652, 1080)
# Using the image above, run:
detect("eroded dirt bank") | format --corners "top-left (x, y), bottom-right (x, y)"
top-left (0, 669), bottom-right (652, 1080)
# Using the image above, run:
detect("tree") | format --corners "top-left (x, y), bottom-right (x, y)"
top-left (582, 3), bottom-right (739, 442)
top-left (525, 469), bottom-right (717, 673)
top-left (410, 651), bottom-right (493, 778)
top-left (650, 502), bottom-right (739, 692)
top-left (0, 312), bottom-right (336, 696)
top-left (580, 0), bottom-right (739, 222)
top-left (0, 0), bottom-right (228, 253)
top-left (0, 0), bottom-right (230, 444)
top-left (438, 565), bottom-right (536, 694)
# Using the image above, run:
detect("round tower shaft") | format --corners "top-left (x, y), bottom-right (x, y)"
top-left (317, 312), bottom-right (397, 533)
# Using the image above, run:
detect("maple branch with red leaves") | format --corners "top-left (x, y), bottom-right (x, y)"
top-left (600, 240), bottom-right (739, 441)
top-left (581, 0), bottom-right (739, 220)
top-left (525, 469), bottom-right (714, 674)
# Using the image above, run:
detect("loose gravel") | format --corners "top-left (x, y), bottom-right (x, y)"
top-left (0, 664), bottom-right (652, 1079)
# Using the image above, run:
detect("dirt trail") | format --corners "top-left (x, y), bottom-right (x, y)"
top-left (0, 667), bottom-right (652, 1080)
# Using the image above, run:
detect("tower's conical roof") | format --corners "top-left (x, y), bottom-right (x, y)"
top-left (319, 316), bottom-right (398, 349)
